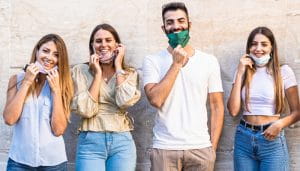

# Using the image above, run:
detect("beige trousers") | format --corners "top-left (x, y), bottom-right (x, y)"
top-left (150, 147), bottom-right (216, 171)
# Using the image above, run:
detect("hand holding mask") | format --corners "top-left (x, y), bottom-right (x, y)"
top-left (249, 53), bottom-right (271, 67)
top-left (93, 47), bottom-right (117, 64)
top-left (34, 61), bottom-right (58, 74)
top-left (114, 44), bottom-right (125, 68)
top-left (167, 30), bottom-right (190, 49)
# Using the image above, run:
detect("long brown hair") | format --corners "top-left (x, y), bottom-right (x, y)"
top-left (88, 23), bottom-right (130, 69)
top-left (89, 24), bottom-right (121, 55)
top-left (243, 27), bottom-right (284, 114)
top-left (29, 34), bottom-right (74, 120)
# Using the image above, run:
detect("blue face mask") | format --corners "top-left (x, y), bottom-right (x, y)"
top-left (250, 53), bottom-right (271, 67)
top-left (166, 30), bottom-right (190, 48)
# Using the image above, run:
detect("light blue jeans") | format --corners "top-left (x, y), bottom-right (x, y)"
top-left (234, 124), bottom-right (289, 171)
top-left (75, 131), bottom-right (136, 171)
top-left (6, 158), bottom-right (67, 171)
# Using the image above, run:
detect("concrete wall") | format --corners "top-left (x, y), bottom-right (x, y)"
top-left (0, 0), bottom-right (299, 170)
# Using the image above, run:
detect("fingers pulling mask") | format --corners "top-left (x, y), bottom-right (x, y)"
top-left (167, 30), bottom-right (190, 49)
top-left (34, 61), bottom-right (58, 74)
top-left (99, 51), bottom-right (116, 64)
top-left (93, 47), bottom-right (116, 64)
top-left (249, 53), bottom-right (271, 67)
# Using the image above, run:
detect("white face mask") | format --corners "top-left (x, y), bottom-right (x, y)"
top-left (35, 61), bottom-right (58, 74)
top-left (250, 53), bottom-right (271, 67)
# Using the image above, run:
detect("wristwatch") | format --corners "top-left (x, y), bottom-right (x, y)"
top-left (116, 69), bottom-right (126, 76)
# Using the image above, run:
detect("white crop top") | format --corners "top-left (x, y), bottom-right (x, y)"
top-left (233, 65), bottom-right (297, 116)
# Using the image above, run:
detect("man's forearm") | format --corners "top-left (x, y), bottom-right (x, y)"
top-left (145, 63), bottom-right (182, 108)
top-left (209, 92), bottom-right (224, 150)
top-left (210, 109), bottom-right (224, 150)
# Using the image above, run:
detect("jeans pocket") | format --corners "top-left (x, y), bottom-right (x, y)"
top-left (78, 132), bottom-right (89, 141)
top-left (118, 132), bottom-right (133, 141)
top-left (235, 125), bottom-right (243, 134)
top-left (235, 126), bottom-right (244, 140)
top-left (262, 135), bottom-right (277, 142)
top-left (279, 134), bottom-right (287, 147)
top-left (148, 148), bottom-right (156, 161)
top-left (146, 148), bottom-right (153, 158)
top-left (261, 131), bottom-right (283, 142)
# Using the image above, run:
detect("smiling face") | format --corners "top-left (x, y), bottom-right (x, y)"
top-left (162, 9), bottom-right (190, 34)
top-left (92, 29), bottom-right (117, 56)
top-left (35, 41), bottom-right (58, 70)
top-left (249, 33), bottom-right (272, 58)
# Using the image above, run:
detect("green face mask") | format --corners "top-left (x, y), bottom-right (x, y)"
top-left (166, 30), bottom-right (190, 48)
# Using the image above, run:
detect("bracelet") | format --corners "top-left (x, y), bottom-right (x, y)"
top-left (116, 69), bottom-right (126, 76)
top-left (23, 64), bottom-right (29, 72)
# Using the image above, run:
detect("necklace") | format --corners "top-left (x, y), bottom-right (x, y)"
top-left (102, 66), bottom-right (115, 83)
top-left (103, 72), bottom-right (114, 83)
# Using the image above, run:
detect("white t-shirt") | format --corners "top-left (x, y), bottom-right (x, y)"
top-left (233, 65), bottom-right (298, 116)
top-left (143, 49), bottom-right (223, 150)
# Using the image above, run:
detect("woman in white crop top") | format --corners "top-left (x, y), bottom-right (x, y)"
top-left (227, 27), bottom-right (300, 171)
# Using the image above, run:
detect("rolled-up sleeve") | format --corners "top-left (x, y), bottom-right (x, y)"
top-left (71, 64), bottom-right (99, 118)
top-left (115, 69), bottom-right (141, 109)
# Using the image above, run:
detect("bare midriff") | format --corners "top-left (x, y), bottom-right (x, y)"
top-left (243, 115), bottom-right (280, 125)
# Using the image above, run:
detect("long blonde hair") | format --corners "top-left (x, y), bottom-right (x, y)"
top-left (243, 27), bottom-right (285, 114)
top-left (28, 34), bottom-right (74, 120)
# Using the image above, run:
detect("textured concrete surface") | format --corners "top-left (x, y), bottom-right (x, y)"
top-left (0, 0), bottom-right (300, 170)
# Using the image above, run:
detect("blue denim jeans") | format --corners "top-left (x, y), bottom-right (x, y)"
top-left (75, 131), bottom-right (136, 171)
top-left (6, 158), bottom-right (67, 171)
top-left (234, 124), bottom-right (289, 171)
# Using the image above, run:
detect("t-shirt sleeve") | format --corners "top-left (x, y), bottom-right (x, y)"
top-left (281, 65), bottom-right (298, 90)
top-left (142, 55), bottom-right (160, 87)
top-left (208, 56), bottom-right (224, 93)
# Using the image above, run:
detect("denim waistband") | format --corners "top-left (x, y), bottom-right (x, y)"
top-left (239, 119), bottom-right (272, 132)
